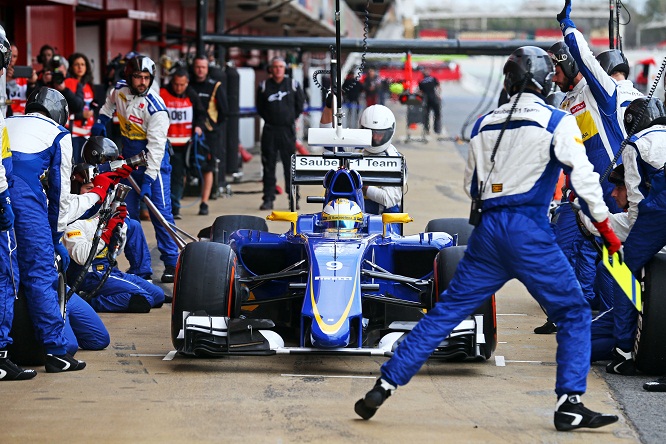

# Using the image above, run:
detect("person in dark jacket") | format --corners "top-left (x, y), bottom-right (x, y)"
top-left (190, 56), bottom-right (228, 215)
top-left (256, 57), bottom-right (305, 210)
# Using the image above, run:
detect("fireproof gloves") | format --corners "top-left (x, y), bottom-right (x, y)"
top-left (54, 241), bottom-right (70, 272)
top-left (592, 217), bottom-right (623, 258)
top-left (91, 114), bottom-right (110, 137)
top-left (101, 216), bottom-right (125, 245)
top-left (90, 171), bottom-right (117, 202)
top-left (114, 164), bottom-right (134, 180)
top-left (140, 175), bottom-right (154, 200)
top-left (557, 0), bottom-right (576, 32)
top-left (0, 189), bottom-right (14, 231)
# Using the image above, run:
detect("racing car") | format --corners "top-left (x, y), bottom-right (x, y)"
top-left (171, 152), bottom-right (497, 360)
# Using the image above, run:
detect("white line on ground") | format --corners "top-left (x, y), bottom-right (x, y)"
top-left (129, 353), bottom-right (168, 357)
top-left (496, 313), bottom-right (528, 316)
top-left (505, 360), bottom-right (542, 364)
top-left (163, 351), bottom-right (177, 361)
top-left (495, 355), bottom-right (505, 366)
top-left (281, 374), bottom-right (376, 379)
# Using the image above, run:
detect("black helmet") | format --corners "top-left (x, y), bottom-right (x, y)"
top-left (0, 25), bottom-right (10, 71)
top-left (82, 136), bottom-right (120, 165)
top-left (624, 97), bottom-right (666, 134)
top-left (548, 41), bottom-right (579, 84)
top-left (25, 87), bottom-right (69, 126)
top-left (503, 46), bottom-right (554, 97)
top-left (124, 55), bottom-right (155, 96)
top-left (608, 164), bottom-right (625, 186)
top-left (596, 49), bottom-right (629, 77)
top-left (71, 163), bottom-right (95, 184)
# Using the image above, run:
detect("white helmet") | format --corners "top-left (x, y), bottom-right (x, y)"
top-left (322, 198), bottom-right (363, 232)
top-left (359, 105), bottom-right (396, 154)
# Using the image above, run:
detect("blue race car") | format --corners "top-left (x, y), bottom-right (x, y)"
top-left (172, 152), bottom-right (496, 360)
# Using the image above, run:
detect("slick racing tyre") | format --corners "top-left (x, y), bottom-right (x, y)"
top-left (211, 215), bottom-right (269, 244)
top-left (171, 242), bottom-right (240, 350)
top-left (433, 246), bottom-right (497, 360)
top-left (8, 272), bottom-right (67, 365)
top-left (425, 218), bottom-right (474, 246)
top-left (635, 253), bottom-right (666, 375)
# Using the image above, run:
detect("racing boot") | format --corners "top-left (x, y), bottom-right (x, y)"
top-left (127, 294), bottom-right (151, 313)
top-left (161, 265), bottom-right (176, 284)
top-left (606, 347), bottom-right (636, 375)
top-left (45, 353), bottom-right (86, 373)
top-left (534, 319), bottom-right (557, 334)
top-left (354, 378), bottom-right (396, 420)
top-left (0, 350), bottom-right (37, 381)
top-left (554, 394), bottom-right (618, 431)
top-left (643, 377), bottom-right (666, 392)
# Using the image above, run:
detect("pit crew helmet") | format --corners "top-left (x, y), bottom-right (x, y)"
top-left (125, 55), bottom-right (156, 96)
top-left (82, 136), bottom-right (120, 165)
top-left (596, 49), bottom-right (629, 78)
top-left (322, 198), bottom-right (363, 232)
top-left (608, 164), bottom-right (625, 186)
top-left (71, 163), bottom-right (95, 184)
top-left (0, 25), bottom-right (10, 71)
top-left (623, 97), bottom-right (666, 135)
top-left (548, 41), bottom-right (579, 88)
top-left (503, 46), bottom-right (554, 96)
top-left (25, 87), bottom-right (69, 126)
top-left (359, 105), bottom-right (396, 154)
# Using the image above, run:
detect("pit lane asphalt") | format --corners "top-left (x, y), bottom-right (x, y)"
top-left (3, 73), bottom-right (659, 443)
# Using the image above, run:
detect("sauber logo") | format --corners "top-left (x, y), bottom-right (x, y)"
top-left (129, 115), bottom-right (144, 125)
top-left (315, 276), bottom-right (353, 281)
top-left (570, 102), bottom-right (586, 114)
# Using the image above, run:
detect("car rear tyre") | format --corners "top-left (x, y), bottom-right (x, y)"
top-left (425, 218), bottom-right (474, 246)
top-left (171, 242), bottom-right (240, 350)
top-left (433, 246), bottom-right (497, 360)
top-left (211, 215), bottom-right (268, 243)
top-left (635, 252), bottom-right (666, 375)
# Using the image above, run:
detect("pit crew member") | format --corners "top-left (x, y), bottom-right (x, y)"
top-left (91, 55), bottom-right (179, 284)
top-left (6, 87), bottom-right (122, 373)
top-left (64, 171), bottom-right (164, 312)
top-left (354, 46), bottom-right (620, 432)
top-left (0, 28), bottom-right (36, 381)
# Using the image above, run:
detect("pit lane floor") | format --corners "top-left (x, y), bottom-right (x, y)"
top-left (3, 96), bottom-right (652, 443)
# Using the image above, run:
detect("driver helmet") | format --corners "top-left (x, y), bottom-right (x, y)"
top-left (82, 136), bottom-right (120, 165)
top-left (322, 198), bottom-right (363, 232)
top-left (25, 87), bottom-right (69, 126)
top-left (359, 105), bottom-right (396, 154)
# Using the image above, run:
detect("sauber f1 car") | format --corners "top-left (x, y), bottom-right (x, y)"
top-left (172, 152), bottom-right (497, 360)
